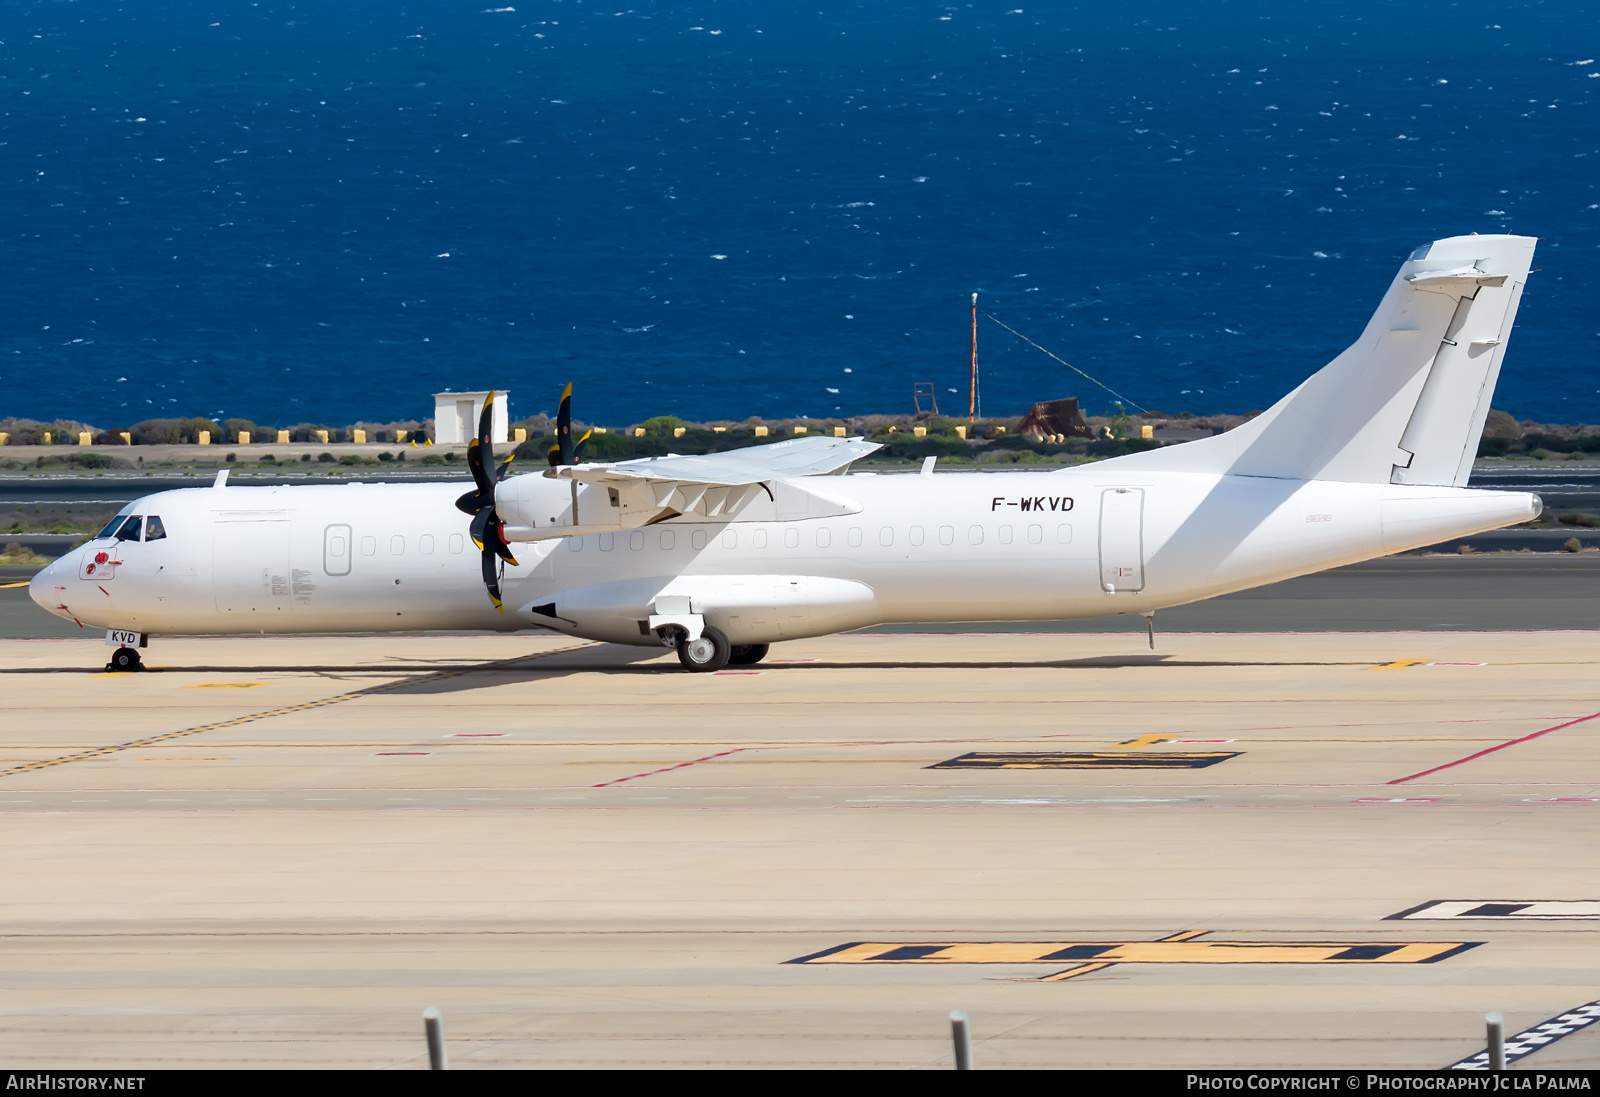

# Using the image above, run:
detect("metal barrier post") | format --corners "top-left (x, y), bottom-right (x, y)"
top-left (1486, 1012), bottom-right (1506, 1071)
top-left (950, 1009), bottom-right (973, 1070)
top-left (423, 1006), bottom-right (448, 1070)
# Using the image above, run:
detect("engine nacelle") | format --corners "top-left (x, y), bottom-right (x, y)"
top-left (521, 573), bottom-right (878, 646)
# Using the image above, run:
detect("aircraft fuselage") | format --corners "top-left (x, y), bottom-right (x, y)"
top-left (30, 467), bottom-right (1539, 644)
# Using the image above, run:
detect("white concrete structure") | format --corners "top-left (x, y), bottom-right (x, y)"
top-left (432, 391), bottom-right (509, 444)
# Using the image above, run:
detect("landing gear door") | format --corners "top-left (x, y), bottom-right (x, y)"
top-left (1098, 488), bottom-right (1145, 593)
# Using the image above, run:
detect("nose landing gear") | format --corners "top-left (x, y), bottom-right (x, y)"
top-left (107, 647), bottom-right (144, 673)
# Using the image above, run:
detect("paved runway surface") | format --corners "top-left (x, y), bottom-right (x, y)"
top-left (2, 631), bottom-right (1599, 1068)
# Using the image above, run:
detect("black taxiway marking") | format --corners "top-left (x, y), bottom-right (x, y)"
top-left (928, 750), bottom-right (1240, 770)
top-left (1451, 1000), bottom-right (1600, 1069)
top-left (1390, 899), bottom-right (1600, 920)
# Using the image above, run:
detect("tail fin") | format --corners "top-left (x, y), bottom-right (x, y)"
top-left (1105, 234), bottom-right (1536, 486)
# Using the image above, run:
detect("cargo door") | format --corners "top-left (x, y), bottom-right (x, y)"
top-left (214, 519), bottom-right (293, 615)
top-left (1098, 488), bottom-right (1145, 593)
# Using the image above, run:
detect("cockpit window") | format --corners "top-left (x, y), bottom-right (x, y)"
top-left (113, 515), bottom-right (143, 542)
top-left (144, 515), bottom-right (167, 542)
top-left (97, 516), bottom-right (128, 539)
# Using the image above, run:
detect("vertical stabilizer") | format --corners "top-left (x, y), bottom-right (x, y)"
top-left (1102, 235), bottom-right (1536, 485)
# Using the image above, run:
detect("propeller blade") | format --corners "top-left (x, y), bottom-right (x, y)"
top-left (470, 506), bottom-right (493, 551)
top-left (455, 487), bottom-right (486, 515)
top-left (484, 516), bottom-right (519, 567)
top-left (555, 382), bottom-right (574, 465)
top-left (495, 453), bottom-right (516, 482)
top-left (572, 427), bottom-right (593, 465)
top-left (480, 545), bottom-right (504, 613)
top-left (465, 390), bottom-right (497, 496)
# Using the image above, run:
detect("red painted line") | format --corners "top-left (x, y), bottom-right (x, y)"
top-left (593, 748), bottom-right (752, 788)
top-left (377, 752), bottom-right (431, 756)
top-left (1389, 709), bottom-right (1600, 785)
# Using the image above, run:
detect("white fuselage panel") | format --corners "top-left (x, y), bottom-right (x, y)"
top-left (30, 469), bottom-right (1539, 643)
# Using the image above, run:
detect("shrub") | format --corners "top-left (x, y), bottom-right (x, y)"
top-left (1558, 513), bottom-right (1600, 528)
top-left (1531, 449), bottom-right (1551, 460)
top-left (316, 452), bottom-right (335, 463)
top-left (174, 417), bottom-right (223, 444)
top-left (1565, 537), bottom-right (1584, 553)
top-left (1, 542), bottom-right (45, 566)
top-left (129, 419), bottom-right (181, 445)
top-left (419, 453), bottom-right (445, 466)
top-left (259, 454), bottom-right (277, 465)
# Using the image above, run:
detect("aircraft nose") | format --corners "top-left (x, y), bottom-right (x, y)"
top-left (28, 552), bottom-right (72, 616)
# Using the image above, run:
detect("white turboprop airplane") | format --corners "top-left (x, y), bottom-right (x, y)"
top-left (32, 234), bottom-right (1543, 673)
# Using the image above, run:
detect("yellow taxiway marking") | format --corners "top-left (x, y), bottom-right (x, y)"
top-left (928, 750), bottom-right (1239, 770)
top-left (1370, 659), bottom-right (1433, 670)
top-left (183, 682), bottom-right (266, 689)
top-left (0, 580), bottom-right (33, 589)
top-left (135, 757), bottom-right (230, 762)
top-left (790, 930), bottom-right (1479, 982)
top-left (0, 643), bottom-right (596, 779)
top-left (1111, 734), bottom-right (1180, 750)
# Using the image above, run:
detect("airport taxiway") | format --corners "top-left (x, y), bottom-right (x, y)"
top-left (1, 630), bottom-right (1599, 1068)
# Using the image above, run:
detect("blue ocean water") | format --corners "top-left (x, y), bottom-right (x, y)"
top-left (2, 1), bottom-right (1597, 428)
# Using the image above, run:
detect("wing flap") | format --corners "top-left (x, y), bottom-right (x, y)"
top-left (545, 435), bottom-right (880, 488)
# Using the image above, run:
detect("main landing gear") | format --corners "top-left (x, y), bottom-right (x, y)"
top-left (107, 647), bottom-right (144, 673)
top-left (676, 625), bottom-right (731, 673)
top-left (728, 643), bottom-right (769, 667)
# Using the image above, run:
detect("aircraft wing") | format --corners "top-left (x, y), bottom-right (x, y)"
top-left (544, 435), bottom-right (881, 487)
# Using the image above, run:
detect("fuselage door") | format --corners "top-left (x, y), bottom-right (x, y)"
top-left (1098, 488), bottom-right (1145, 593)
top-left (214, 519), bottom-right (293, 614)
top-left (323, 523), bottom-right (353, 576)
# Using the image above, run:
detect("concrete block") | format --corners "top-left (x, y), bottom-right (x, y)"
top-left (276, 430), bottom-right (290, 444)
top-left (197, 431), bottom-right (211, 446)
top-left (78, 432), bottom-right (92, 446)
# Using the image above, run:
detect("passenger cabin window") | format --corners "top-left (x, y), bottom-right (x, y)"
top-left (144, 515), bottom-right (167, 542)
top-left (114, 515), bottom-right (143, 542)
